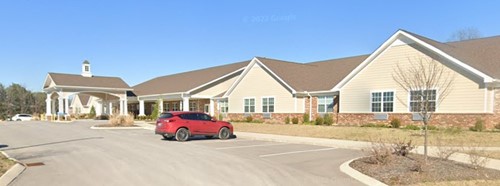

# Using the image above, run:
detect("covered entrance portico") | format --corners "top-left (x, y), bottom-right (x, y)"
top-left (135, 93), bottom-right (216, 116)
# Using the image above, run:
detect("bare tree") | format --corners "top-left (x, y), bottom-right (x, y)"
top-left (448, 27), bottom-right (482, 42)
top-left (393, 57), bottom-right (455, 162)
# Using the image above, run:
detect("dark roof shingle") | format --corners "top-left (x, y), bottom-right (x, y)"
top-left (47, 73), bottom-right (130, 89)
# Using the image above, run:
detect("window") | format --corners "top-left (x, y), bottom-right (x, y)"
top-left (85, 66), bottom-right (89, 72)
top-left (163, 103), bottom-right (169, 111)
top-left (371, 91), bottom-right (393, 112)
top-left (244, 98), bottom-right (255, 113)
top-left (410, 90), bottom-right (436, 112)
top-left (262, 97), bottom-right (274, 113)
top-left (318, 96), bottom-right (334, 113)
top-left (219, 100), bottom-right (228, 113)
top-left (197, 113), bottom-right (212, 121)
top-left (189, 102), bottom-right (197, 111)
top-left (172, 103), bottom-right (178, 111)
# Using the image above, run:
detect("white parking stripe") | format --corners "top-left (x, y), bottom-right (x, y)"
top-left (216, 143), bottom-right (287, 150)
top-left (259, 148), bottom-right (337, 158)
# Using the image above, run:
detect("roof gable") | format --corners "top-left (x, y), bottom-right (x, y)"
top-left (45, 73), bottom-right (131, 90)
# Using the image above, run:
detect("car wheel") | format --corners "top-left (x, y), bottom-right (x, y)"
top-left (162, 135), bottom-right (174, 140)
top-left (175, 128), bottom-right (189, 142)
top-left (205, 135), bottom-right (214, 139)
top-left (218, 127), bottom-right (230, 140)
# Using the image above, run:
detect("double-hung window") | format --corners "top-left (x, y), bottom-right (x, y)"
top-left (410, 90), bottom-right (437, 112)
top-left (189, 102), bottom-right (197, 111)
top-left (219, 100), bottom-right (228, 113)
top-left (244, 98), bottom-right (255, 113)
top-left (163, 103), bottom-right (169, 111)
top-left (262, 97), bottom-right (274, 113)
top-left (172, 103), bottom-right (178, 111)
top-left (371, 91), bottom-right (394, 112)
top-left (318, 96), bottom-right (334, 113)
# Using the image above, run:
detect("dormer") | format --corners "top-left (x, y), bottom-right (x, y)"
top-left (82, 60), bottom-right (92, 77)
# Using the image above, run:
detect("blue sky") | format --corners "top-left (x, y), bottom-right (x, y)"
top-left (1, 0), bottom-right (500, 91)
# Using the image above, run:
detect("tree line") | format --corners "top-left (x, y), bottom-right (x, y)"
top-left (0, 83), bottom-right (46, 120)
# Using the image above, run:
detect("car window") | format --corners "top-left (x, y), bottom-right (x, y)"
top-left (197, 114), bottom-right (212, 121)
top-left (159, 113), bottom-right (173, 119)
top-left (179, 113), bottom-right (197, 120)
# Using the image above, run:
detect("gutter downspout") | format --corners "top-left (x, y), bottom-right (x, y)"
top-left (307, 92), bottom-right (312, 122)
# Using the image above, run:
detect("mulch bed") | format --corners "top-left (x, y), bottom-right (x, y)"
top-left (350, 154), bottom-right (500, 185)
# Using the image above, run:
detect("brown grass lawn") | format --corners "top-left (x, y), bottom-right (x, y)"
top-left (0, 152), bottom-right (15, 177)
top-left (233, 123), bottom-right (500, 147)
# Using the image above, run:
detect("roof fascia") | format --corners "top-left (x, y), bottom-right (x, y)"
top-left (223, 58), bottom-right (259, 97)
top-left (255, 58), bottom-right (297, 94)
top-left (186, 67), bottom-right (245, 94)
top-left (44, 85), bottom-right (133, 92)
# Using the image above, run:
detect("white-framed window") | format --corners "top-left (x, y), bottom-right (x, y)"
top-left (262, 97), bottom-right (275, 113)
top-left (189, 102), bottom-right (197, 111)
top-left (317, 96), bottom-right (334, 113)
top-left (218, 100), bottom-right (228, 113)
top-left (163, 103), bottom-right (169, 111)
top-left (172, 103), bottom-right (178, 111)
top-left (244, 98), bottom-right (255, 113)
top-left (410, 89), bottom-right (437, 112)
top-left (371, 91), bottom-right (394, 112)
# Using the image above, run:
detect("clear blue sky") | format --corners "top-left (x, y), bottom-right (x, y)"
top-left (1, 0), bottom-right (500, 91)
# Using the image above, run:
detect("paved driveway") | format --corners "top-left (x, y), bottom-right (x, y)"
top-left (0, 121), bottom-right (363, 186)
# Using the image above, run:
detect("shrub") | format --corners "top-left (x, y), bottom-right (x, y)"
top-left (389, 118), bottom-right (401, 128)
top-left (109, 114), bottom-right (134, 126)
top-left (361, 123), bottom-right (376, 127)
top-left (404, 125), bottom-right (420, 130)
top-left (89, 106), bottom-right (96, 119)
top-left (291, 117), bottom-right (299, 124)
top-left (427, 125), bottom-right (438, 131)
top-left (245, 115), bottom-right (253, 122)
top-left (365, 139), bottom-right (393, 165)
top-left (495, 123), bottom-right (500, 130)
top-left (323, 114), bottom-right (334, 125)
top-left (284, 116), bottom-right (291, 124)
top-left (151, 100), bottom-right (161, 120)
top-left (391, 139), bottom-right (415, 156)
top-left (315, 117), bottom-right (324, 125)
top-left (218, 114), bottom-right (223, 121)
top-left (469, 119), bottom-right (485, 132)
top-left (302, 113), bottom-right (310, 124)
top-left (433, 135), bottom-right (459, 161)
top-left (444, 126), bottom-right (462, 134)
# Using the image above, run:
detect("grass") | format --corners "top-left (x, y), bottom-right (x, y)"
top-left (233, 122), bottom-right (500, 147)
top-left (0, 152), bottom-right (15, 177)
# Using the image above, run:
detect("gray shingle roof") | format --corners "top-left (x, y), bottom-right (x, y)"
top-left (47, 73), bottom-right (131, 89)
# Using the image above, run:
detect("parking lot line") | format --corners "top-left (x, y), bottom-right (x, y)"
top-left (259, 148), bottom-right (337, 158)
top-left (216, 143), bottom-right (288, 150)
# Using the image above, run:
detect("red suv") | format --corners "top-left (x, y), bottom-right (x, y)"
top-left (155, 111), bottom-right (233, 142)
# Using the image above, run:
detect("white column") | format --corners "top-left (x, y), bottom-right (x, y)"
top-left (139, 100), bottom-right (145, 116)
top-left (119, 99), bottom-right (124, 115)
top-left (51, 99), bottom-right (56, 115)
top-left (46, 96), bottom-right (52, 115)
top-left (159, 99), bottom-right (164, 112)
top-left (124, 99), bottom-right (128, 115)
top-left (64, 97), bottom-right (69, 115)
top-left (109, 102), bottom-right (113, 115)
top-left (96, 101), bottom-right (103, 116)
top-left (209, 99), bottom-right (215, 116)
top-left (58, 97), bottom-right (64, 115)
top-left (182, 97), bottom-right (190, 111)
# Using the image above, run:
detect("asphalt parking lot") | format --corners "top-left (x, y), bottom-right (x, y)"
top-left (0, 121), bottom-right (364, 186)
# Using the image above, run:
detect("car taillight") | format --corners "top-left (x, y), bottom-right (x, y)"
top-left (164, 119), bottom-right (175, 123)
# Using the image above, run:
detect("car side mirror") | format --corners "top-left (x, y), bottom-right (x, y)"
top-left (211, 117), bottom-right (217, 122)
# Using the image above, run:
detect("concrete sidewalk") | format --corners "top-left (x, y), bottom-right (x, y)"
top-left (235, 132), bottom-right (500, 171)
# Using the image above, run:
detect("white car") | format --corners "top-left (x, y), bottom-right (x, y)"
top-left (11, 114), bottom-right (33, 121)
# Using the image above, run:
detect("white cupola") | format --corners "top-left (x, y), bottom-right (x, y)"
top-left (81, 60), bottom-right (92, 77)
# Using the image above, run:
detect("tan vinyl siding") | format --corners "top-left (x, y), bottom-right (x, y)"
top-left (341, 44), bottom-right (487, 113)
top-left (228, 63), bottom-right (298, 113)
top-left (192, 76), bottom-right (238, 97)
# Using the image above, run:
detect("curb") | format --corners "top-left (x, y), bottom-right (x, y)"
top-left (0, 151), bottom-right (26, 186)
top-left (90, 126), bottom-right (145, 130)
top-left (340, 157), bottom-right (387, 186)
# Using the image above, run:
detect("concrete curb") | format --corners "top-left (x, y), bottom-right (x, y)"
top-left (340, 157), bottom-right (387, 186)
top-left (0, 151), bottom-right (26, 186)
top-left (90, 126), bottom-right (145, 130)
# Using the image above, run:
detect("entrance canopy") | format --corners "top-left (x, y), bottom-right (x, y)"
top-left (43, 72), bottom-right (132, 119)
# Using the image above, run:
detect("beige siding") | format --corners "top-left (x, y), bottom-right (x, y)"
top-left (341, 44), bottom-right (487, 113)
top-left (192, 76), bottom-right (238, 97)
top-left (228, 63), bottom-right (298, 113)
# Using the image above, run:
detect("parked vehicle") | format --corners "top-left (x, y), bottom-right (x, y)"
top-left (11, 114), bottom-right (33, 121)
top-left (155, 111), bottom-right (233, 142)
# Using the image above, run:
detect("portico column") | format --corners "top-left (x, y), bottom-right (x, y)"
top-left (119, 99), bottom-right (124, 115)
top-left (64, 97), bottom-right (69, 116)
top-left (182, 97), bottom-right (190, 111)
top-left (51, 99), bottom-right (56, 116)
top-left (45, 96), bottom-right (52, 116)
top-left (209, 99), bottom-right (215, 116)
top-left (109, 102), bottom-right (113, 115)
top-left (139, 100), bottom-right (145, 116)
top-left (58, 97), bottom-right (64, 115)
top-left (124, 98), bottom-right (128, 115)
top-left (159, 99), bottom-right (164, 112)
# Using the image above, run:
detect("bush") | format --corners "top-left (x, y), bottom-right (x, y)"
top-left (151, 100), bottom-right (160, 120)
top-left (291, 117), bottom-right (299, 124)
top-left (444, 126), bottom-right (462, 134)
top-left (495, 123), bottom-right (500, 130)
top-left (365, 139), bottom-right (393, 165)
top-left (302, 113), bottom-right (310, 124)
top-left (89, 106), bottom-right (96, 119)
top-left (391, 139), bottom-right (415, 156)
top-left (218, 114), bottom-right (223, 121)
top-left (427, 125), bottom-right (438, 130)
top-left (404, 125), bottom-right (420, 130)
top-left (109, 114), bottom-right (135, 126)
top-left (469, 119), bottom-right (485, 132)
top-left (323, 114), bottom-right (333, 125)
top-left (361, 123), bottom-right (376, 127)
top-left (390, 118), bottom-right (401, 128)
top-left (245, 115), bottom-right (253, 122)
top-left (315, 117), bottom-right (324, 125)
top-left (284, 116), bottom-right (291, 124)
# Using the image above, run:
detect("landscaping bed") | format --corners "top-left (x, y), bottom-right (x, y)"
top-left (350, 154), bottom-right (500, 185)
top-left (0, 153), bottom-right (15, 177)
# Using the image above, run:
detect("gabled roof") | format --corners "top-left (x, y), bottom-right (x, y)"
top-left (404, 30), bottom-right (500, 79)
top-left (45, 73), bottom-right (131, 89)
top-left (132, 61), bottom-right (249, 97)
top-left (257, 56), bottom-right (367, 92)
top-left (77, 94), bottom-right (91, 106)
